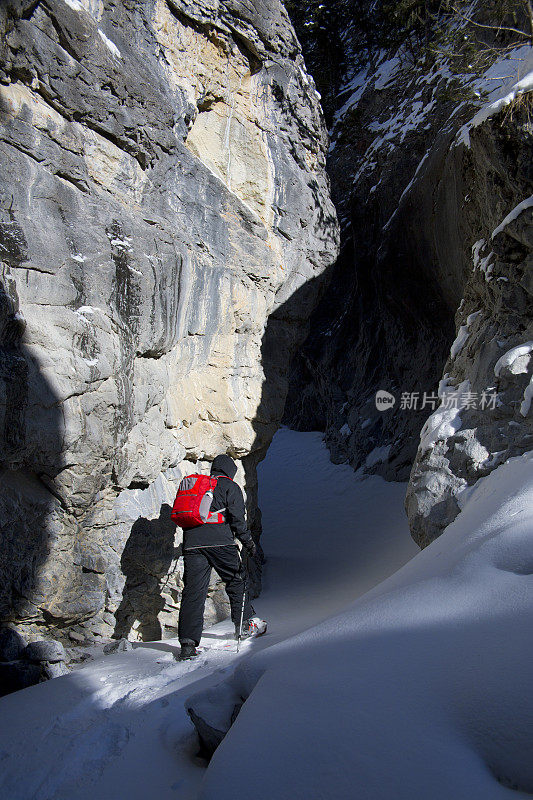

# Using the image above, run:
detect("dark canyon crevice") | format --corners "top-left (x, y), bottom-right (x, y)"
top-left (283, 0), bottom-right (533, 546)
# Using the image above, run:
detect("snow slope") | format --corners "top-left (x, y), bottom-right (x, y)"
top-left (197, 450), bottom-right (533, 799)
top-left (0, 429), bottom-right (417, 800)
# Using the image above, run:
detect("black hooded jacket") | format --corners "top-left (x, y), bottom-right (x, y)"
top-left (182, 454), bottom-right (253, 551)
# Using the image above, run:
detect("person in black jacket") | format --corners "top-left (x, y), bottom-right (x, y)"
top-left (177, 454), bottom-right (266, 660)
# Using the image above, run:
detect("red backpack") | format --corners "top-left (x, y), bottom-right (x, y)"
top-left (171, 474), bottom-right (229, 529)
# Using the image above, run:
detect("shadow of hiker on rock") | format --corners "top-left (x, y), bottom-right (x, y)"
top-left (113, 503), bottom-right (181, 642)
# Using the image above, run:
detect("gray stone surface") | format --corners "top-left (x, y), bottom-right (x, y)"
top-left (42, 660), bottom-right (69, 679)
top-left (24, 639), bottom-right (67, 663)
top-left (103, 638), bottom-right (133, 654)
top-left (0, 0), bottom-right (339, 642)
top-left (0, 626), bottom-right (26, 662)
top-left (0, 660), bottom-right (42, 697)
top-left (406, 146), bottom-right (533, 545)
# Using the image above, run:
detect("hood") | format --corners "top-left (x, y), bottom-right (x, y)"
top-left (210, 454), bottom-right (238, 480)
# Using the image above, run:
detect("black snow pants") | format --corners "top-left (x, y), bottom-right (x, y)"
top-left (178, 545), bottom-right (255, 646)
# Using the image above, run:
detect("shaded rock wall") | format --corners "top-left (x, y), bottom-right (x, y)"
top-left (0, 0), bottom-right (339, 642)
top-left (284, 16), bottom-right (466, 480)
top-left (406, 112), bottom-right (533, 546)
top-left (284, 3), bottom-right (532, 542)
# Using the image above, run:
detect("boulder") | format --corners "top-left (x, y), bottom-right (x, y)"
top-left (103, 638), bottom-right (133, 655)
top-left (24, 640), bottom-right (67, 664)
top-left (42, 661), bottom-right (70, 679)
top-left (0, 627), bottom-right (26, 662)
top-left (0, 661), bottom-right (42, 697)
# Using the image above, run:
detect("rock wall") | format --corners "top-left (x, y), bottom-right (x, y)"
top-left (0, 0), bottom-right (339, 643)
top-left (284, 3), bottom-right (532, 542)
top-left (284, 12), bottom-right (465, 480)
top-left (406, 112), bottom-right (533, 546)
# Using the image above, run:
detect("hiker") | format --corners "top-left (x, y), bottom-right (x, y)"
top-left (175, 454), bottom-right (267, 660)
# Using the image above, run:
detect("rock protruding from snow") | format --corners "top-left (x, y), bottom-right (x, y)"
top-left (0, 630), bottom-right (70, 696)
top-left (103, 638), bottom-right (133, 655)
top-left (187, 680), bottom-right (244, 758)
top-left (0, 661), bottom-right (42, 698)
top-left (407, 197), bottom-right (533, 546)
top-left (24, 640), bottom-right (67, 664)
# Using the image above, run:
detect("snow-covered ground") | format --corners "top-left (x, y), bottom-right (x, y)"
top-left (3, 431), bottom-right (532, 799)
top-left (255, 429), bottom-right (418, 641)
top-left (9, 432), bottom-right (533, 799)
top-left (0, 429), bottom-right (418, 800)
top-left (197, 450), bottom-right (533, 800)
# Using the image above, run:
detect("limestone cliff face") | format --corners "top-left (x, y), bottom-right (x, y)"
top-left (284, 5), bottom-right (532, 544)
top-left (0, 0), bottom-right (339, 641)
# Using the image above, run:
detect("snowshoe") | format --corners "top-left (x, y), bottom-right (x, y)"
top-left (236, 617), bottom-right (267, 640)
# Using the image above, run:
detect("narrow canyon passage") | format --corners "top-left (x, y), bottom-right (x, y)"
top-left (1, 1), bottom-right (532, 796)
top-left (0, 429), bottom-right (418, 800)
top-left (254, 428), bottom-right (419, 640)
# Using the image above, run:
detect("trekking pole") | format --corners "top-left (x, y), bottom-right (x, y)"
top-left (236, 553), bottom-right (247, 653)
top-left (160, 552), bottom-right (180, 593)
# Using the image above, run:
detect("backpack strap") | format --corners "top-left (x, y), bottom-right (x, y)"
top-left (206, 509), bottom-right (226, 524)
top-left (204, 473), bottom-right (235, 523)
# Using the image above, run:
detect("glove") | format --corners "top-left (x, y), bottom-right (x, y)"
top-left (242, 537), bottom-right (257, 558)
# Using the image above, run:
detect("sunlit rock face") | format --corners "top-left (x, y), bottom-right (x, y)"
top-left (0, 0), bottom-right (339, 641)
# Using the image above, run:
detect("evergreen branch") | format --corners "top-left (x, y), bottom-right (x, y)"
top-left (430, 41), bottom-right (525, 58)
top-left (526, 0), bottom-right (533, 38)
top-left (450, 3), bottom-right (531, 40)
